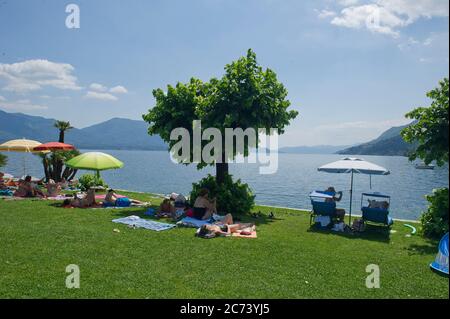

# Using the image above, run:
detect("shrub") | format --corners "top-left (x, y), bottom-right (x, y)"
top-left (78, 174), bottom-right (108, 191)
top-left (420, 187), bottom-right (449, 239)
top-left (0, 153), bottom-right (7, 168)
top-left (190, 174), bottom-right (255, 216)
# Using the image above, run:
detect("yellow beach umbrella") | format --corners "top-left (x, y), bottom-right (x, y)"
top-left (0, 138), bottom-right (49, 175)
top-left (0, 139), bottom-right (46, 153)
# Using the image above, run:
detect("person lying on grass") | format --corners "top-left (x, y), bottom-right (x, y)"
top-left (103, 189), bottom-right (145, 207)
top-left (193, 188), bottom-right (219, 220)
top-left (197, 222), bottom-right (255, 238)
top-left (62, 188), bottom-right (97, 208)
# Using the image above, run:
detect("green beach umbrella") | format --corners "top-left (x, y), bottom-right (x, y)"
top-left (65, 152), bottom-right (124, 178)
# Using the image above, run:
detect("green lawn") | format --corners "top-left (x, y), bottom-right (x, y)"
top-left (0, 191), bottom-right (448, 299)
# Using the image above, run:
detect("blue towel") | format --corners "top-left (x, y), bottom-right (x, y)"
top-left (112, 215), bottom-right (175, 232)
top-left (177, 216), bottom-right (212, 228)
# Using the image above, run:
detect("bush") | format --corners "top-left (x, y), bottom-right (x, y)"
top-left (78, 174), bottom-right (108, 191)
top-left (190, 174), bottom-right (255, 216)
top-left (0, 153), bottom-right (7, 168)
top-left (420, 187), bottom-right (449, 239)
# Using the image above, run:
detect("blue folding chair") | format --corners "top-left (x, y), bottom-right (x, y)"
top-left (309, 191), bottom-right (338, 226)
top-left (360, 192), bottom-right (393, 227)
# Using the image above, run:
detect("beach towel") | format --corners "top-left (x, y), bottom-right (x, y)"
top-left (231, 225), bottom-right (257, 239)
top-left (112, 215), bottom-right (175, 232)
top-left (95, 194), bottom-right (127, 200)
top-left (0, 189), bottom-right (13, 196)
top-left (177, 216), bottom-right (212, 228)
top-left (46, 195), bottom-right (69, 201)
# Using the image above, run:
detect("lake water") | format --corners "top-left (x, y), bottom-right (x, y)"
top-left (2, 150), bottom-right (448, 220)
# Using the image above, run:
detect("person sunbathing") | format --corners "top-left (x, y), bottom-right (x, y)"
top-left (197, 222), bottom-right (255, 238)
top-left (157, 198), bottom-right (175, 218)
top-left (46, 179), bottom-right (62, 197)
top-left (103, 189), bottom-right (145, 207)
top-left (193, 188), bottom-right (218, 220)
top-left (63, 189), bottom-right (97, 208)
top-left (0, 172), bottom-right (8, 190)
top-left (13, 176), bottom-right (44, 197)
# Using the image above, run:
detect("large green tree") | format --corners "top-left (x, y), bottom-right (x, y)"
top-left (401, 78), bottom-right (449, 166)
top-left (401, 78), bottom-right (449, 239)
top-left (143, 49), bottom-right (298, 184)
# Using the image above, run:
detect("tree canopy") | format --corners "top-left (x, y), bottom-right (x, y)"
top-left (143, 49), bottom-right (298, 182)
top-left (401, 78), bottom-right (449, 166)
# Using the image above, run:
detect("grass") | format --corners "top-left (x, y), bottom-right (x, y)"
top-left (0, 191), bottom-right (448, 299)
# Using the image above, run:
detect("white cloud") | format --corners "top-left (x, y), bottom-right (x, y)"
top-left (0, 95), bottom-right (5, 101)
top-left (89, 83), bottom-right (108, 92)
top-left (0, 98), bottom-right (48, 111)
top-left (84, 91), bottom-right (118, 101)
top-left (331, 4), bottom-right (406, 37)
top-left (317, 9), bottom-right (336, 19)
top-left (326, 0), bottom-right (449, 37)
top-left (377, 0), bottom-right (449, 23)
top-left (0, 59), bottom-right (81, 93)
top-left (338, 0), bottom-right (360, 6)
top-left (109, 85), bottom-right (128, 94)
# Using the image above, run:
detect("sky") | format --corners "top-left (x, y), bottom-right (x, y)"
top-left (0, 0), bottom-right (448, 147)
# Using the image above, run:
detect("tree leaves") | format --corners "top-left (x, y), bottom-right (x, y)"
top-left (142, 49), bottom-right (299, 168)
top-left (401, 78), bottom-right (449, 166)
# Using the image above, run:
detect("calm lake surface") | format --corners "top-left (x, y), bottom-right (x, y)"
top-left (2, 150), bottom-right (448, 220)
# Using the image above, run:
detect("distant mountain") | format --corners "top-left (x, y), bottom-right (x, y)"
top-left (279, 145), bottom-right (350, 154)
top-left (336, 122), bottom-right (416, 156)
top-left (0, 110), bottom-right (167, 151)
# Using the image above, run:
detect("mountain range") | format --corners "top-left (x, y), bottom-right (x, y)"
top-left (336, 122), bottom-right (416, 156)
top-left (0, 110), bottom-right (416, 156)
top-left (0, 110), bottom-right (166, 150)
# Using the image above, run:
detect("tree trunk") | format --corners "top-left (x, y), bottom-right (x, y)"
top-left (59, 131), bottom-right (64, 143)
top-left (42, 156), bottom-right (50, 182)
top-left (68, 169), bottom-right (78, 181)
top-left (216, 162), bottom-right (229, 184)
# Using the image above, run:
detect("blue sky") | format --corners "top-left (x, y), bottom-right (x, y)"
top-left (0, 0), bottom-right (448, 146)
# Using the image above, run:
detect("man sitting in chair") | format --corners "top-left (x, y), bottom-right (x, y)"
top-left (324, 186), bottom-right (346, 221)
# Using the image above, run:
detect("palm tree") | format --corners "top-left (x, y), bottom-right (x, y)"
top-left (39, 120), bottom-right (78, 182)
top-left (54, 120), bottom-right (73, 143)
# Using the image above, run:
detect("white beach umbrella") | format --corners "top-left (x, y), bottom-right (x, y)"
top-left (318, 157), bottom-right (390, 223)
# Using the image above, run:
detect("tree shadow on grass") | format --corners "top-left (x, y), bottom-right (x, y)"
top-left (405, 239), bottom-right (439, 256)
top-left (307, 223), bottom-right (392, 244)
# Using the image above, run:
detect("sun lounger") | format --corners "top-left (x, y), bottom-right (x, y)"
top-left (360, 192), bottom-right (393, 227)
top-left (309, 191), bottom-right (338, 226)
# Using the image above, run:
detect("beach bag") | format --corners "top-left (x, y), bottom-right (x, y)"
top-left (352, 219), bottom-right (365, 232)
top-left (116, 197), bottom-right (131, 207)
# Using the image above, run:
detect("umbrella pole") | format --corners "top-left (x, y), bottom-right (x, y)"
top-left (23, 153), bottom-right (26, 177)
top-left (349, 170), bottom-right (353, 225)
